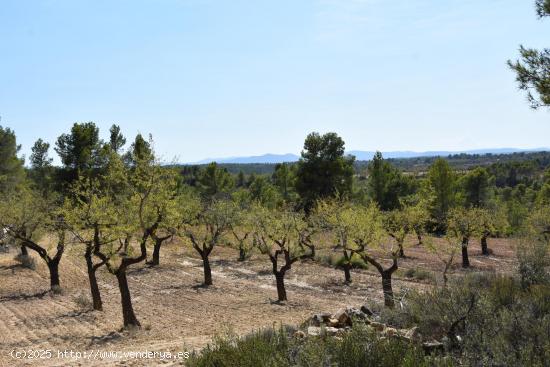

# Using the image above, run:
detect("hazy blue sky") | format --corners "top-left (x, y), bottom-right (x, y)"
top-left (1, 0), bottom-right (549, 163)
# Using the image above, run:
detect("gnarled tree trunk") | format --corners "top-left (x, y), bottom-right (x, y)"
top-left (85, 247), bottom-right (103, 311)
top-left (275, 271), bottom-right (287, 301)
top-left (342, 250), bottom-right (352, 284)
top-left (115, 269), bottom-right (140, 328)
top-left (201, 253), bottom-right (213, 286)
top-left (481, 235), bottom-right (489, 256)
top-left (381, 270), bottom-right (395, 308)
top-left (47, 259), bottom-right (61, 289)
top-left (151, 239), bottom-right (162, 266)
top-left (358, 252), bottom-right (398, 308)
top-left (462, 237), bottom-right (470, 268)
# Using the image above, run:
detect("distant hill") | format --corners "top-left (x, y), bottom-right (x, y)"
top-left (190, 148), bottom-right (549, 164)
top-left (192, 153), bottom-right (300, 164)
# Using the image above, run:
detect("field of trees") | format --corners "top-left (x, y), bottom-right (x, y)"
top-left (0, 118), bottom-right (549, 366)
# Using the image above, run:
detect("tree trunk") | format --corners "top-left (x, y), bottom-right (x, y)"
top-left (115, 270), bottom-right (140, 328)
top-left (381, 271), bottom-right (395, 308)
top-left (202, 254), bottom-right (212, 286)
top-left (343, 264), bottom-right (352, 284)
top-left (238, 246), bottom-right (246, 262)
top-left (462, 238), bottom-right (470, 268)
top-left (481, 236), bottom-right (489, 256)
top-left (151, 240), bottom-right (161, 266)
top-left (20, 245), bottom-right (28, 256)
top-left (85, 250), bottom-right (103, 311)
top-left (275, 272), bottom-right (287, 302)
top-left (47, 260), bottom-right (60, 289)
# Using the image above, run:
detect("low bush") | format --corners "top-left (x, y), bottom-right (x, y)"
top-left (72, 292), bottom-right (92, 310)
top-left (187, 324), bottom-right (449, 367)
top-left (14, 253), bottom-right (36, 270)
top-left (402, 267), bottom-right (435, 282)
top-left (316, 252), bottom-right (369, 270)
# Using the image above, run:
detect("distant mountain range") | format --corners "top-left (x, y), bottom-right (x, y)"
top-left (190, 148), bottom-right (549, 165)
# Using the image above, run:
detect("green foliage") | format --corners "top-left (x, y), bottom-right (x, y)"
top-left (537, 0), bottom-right (550, 17)
top-left (367, 152), bottom-right (413, 211)
top-left (272, 163), bottom-right (297, 202)
top-left (109, 124), bottom-right (126, 153)
top-left (248, 175), bottom-right (282, 208)
top-left (402, 267), bottom-right (435, 282)
top-left (518, 206), bottom-right (550, 287)
top-left (29, 138), bottom-right (53, 194)
top-left (426, 158), bottom-right (456, 231)
top-left (508, 46), bottom-right (550, 109)
top-left (125, 133), bottom-right (153, 165)
top-left (446, 207), bottom-right (482, 243)
top-left (187, 324), bottom-right (444, 367)
top-left (458, 167), bottom-right (493, 208)
top-left (0, 125), bottom-right (25, 194)
top-left (197, 162), bottom-right (234, 198)
top-left (55, 122), bottom-right (101, 172)
top-left (508, 1), bottom-right (549, 109)
top-left (295, 132), bottom-right (354, 210)
top-left (393, 273), bottom-right (550, 366)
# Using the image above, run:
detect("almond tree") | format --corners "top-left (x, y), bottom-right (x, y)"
top-left (447, 207), bottom-right (482, 268)
top-left (477, 207), bottom-right (508, 256)
top-left (229, 192), bottom-right (255, 261)
top-left (252, 205), bottom-right (313, 302)
top-left (230, 209), bottom-right (254, 262)
top-left (403, 200), bottom-right (430, 246)
top-left (178, 195), bottom-right (236, 286)
top-left (315, 198), bottom-right (357, 284)
top-left (0, 187), bottom-right (66, 290)
top-left (347, 203), bottom-right (401, 308)
top-left (384, 209), bottom-right (410, 258)
top-left (129, 153), bottom-right (181, 267)
top-left (72, 150), bottom-right (154, 328)
top-left (64, 176), bottom-right (121, 311)
top-left (425, 237), bottom-right (458, 287)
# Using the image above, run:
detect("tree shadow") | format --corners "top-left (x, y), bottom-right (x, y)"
top-left (89, 331), bottom-right (122, 345)
top-left (0, 290), bottom-right (49, 302)
top-left (0, 263), bottom-right (24, 272)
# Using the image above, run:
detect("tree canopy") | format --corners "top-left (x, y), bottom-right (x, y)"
top-left (295, 132), bottom-right (354, 210)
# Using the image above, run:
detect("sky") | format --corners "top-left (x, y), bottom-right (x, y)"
top-left (1, 0), bottom-right (549, 164)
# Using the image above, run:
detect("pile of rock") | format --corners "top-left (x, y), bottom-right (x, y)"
top-left (298, 305), bottom-right (443, 353)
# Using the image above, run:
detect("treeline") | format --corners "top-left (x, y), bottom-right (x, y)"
top-left (1, 122), bottom-right (550, 330)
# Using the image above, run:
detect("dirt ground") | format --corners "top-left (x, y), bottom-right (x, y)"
top-left (0, 237), bottom-right (517, 366)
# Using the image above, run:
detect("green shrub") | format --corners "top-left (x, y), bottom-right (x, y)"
top-left (314, 253), bottom-right (368, 270)
top-left (187, 324), bottom-right (448, 367)
top-left (333, 253), bottom-right (368, 270)
top-left (517, 238), bottom-right (550, 288)
top-left (402, 268), bottom-right (435, 282)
